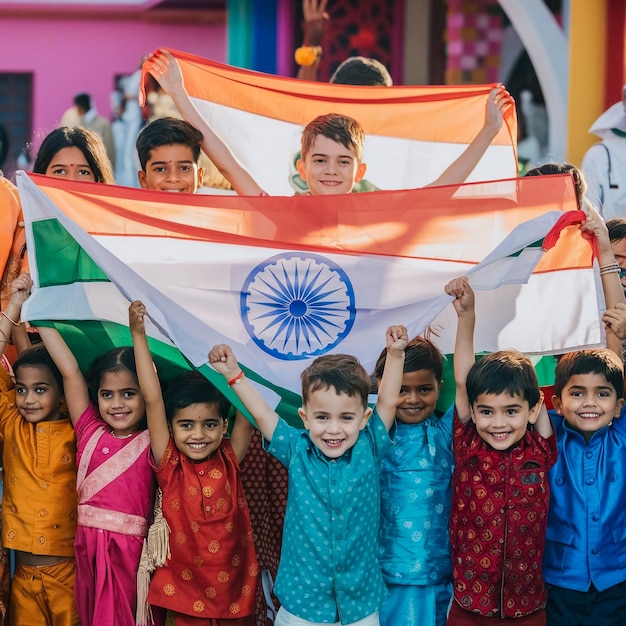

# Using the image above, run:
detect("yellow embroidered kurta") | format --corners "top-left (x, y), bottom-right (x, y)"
top-left (0, 368), bottom-right (77, 556)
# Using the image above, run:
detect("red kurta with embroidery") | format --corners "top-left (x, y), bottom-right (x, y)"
top-left (450, 410), bottom-right (557, 618)
top-left (149, 438), bottom-right (258, 619)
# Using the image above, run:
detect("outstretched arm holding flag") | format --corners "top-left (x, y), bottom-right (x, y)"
top-left (581, 209), bottom-right (626, 358)
top-left (143, 50), bottom-right (263, 196)
top-left (446, 276), bottom-right (475, 424)
top-left (143, 48), bottom-right (515, 196)
top-left (425, 86), bottom-right (513, 188)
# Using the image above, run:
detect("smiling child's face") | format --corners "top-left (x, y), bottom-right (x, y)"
top-left (138, 143), bottom-right (204, 193)
top-left (471, 391), bottom-right (540, 450)
top-left (552, 372), bottom-right (623, 442)
top-left (170, 402), bottom-right (227, 462)
top-left (297, 135), bottom-right (366, 196)
top-left (298, 386), bottom-right (371, 458)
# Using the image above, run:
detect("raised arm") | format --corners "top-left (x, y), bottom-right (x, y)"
top-left (445, 276), bottom-right (476, 422)
top-left (582, 209), bottom-right (626, 357)
top-left (37, 326), bottom-right (90, 424)
top-left (375, 325), bottom-right (408, 431)
top-left (296, 0), bottom-right (328, 81)
top-left (603, 303), bottom-right (626, 352)
top-left (534, 394), bottom-right (553, 439)
top-left (11, 324), bottom-right (32, 356)
top-left (129, 301), bottom-right (169, 465)
top-left (229, 410), bottom-right (255, 464)
top-left (424, 86), bottom-right (512, 188)
top-left (208, 344), bottom-right (279, 442)
top-left (143, 49), bottom-right (263, 196)
top-left (0, 273), bottom-right (33, 359)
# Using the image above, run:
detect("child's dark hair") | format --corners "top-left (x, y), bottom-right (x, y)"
top-left (33, 126), bottom-right (115, 184)
top-left (85, 347), bottom-right (138, 406)
top-left (607, 218), bottom-right (626, 244)
top-left (301, 113), bottom-right (365, 162)
top-left (330, 56), bottom-right (393, 87)
top-left (466, 349), bottom-right (540, 408)
top-left (373, 335), bottom-right (443, 382)
top-left (135, 117), bottom-right (203, 171)
top-left (554, 349), bottom-right (624, 399)
top-left (163, 371), bottom-right (231, 424)
top-left (301, 354), bottom-right (370, 409)
top-left (13, 345), bottom-right (64, 395)
top-left (524, 163), bottom-right (587, 210)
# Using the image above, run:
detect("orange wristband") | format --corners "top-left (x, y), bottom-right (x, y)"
top-left (228, 371), bottom-right (245, 386)
top-left (295, 46), bottom-right (322, 66)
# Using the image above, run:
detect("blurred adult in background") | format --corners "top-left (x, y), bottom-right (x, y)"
top-left (60, 104), bottom-right (81, 128)
top-left (114, 59), bottom-right (145, 187)
top-left (72, 93), bottom-right (116, 171)
top-left (582, 86), bottom-right (626, 220)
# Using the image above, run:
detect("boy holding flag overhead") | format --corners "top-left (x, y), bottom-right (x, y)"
top-left (143, 49), bottom-right (512, 197)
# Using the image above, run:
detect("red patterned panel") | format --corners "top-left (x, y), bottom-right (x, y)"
top-left (240, 432), bottom-right (288, 626)
top-left (311, 0), bottom-right (398, 83)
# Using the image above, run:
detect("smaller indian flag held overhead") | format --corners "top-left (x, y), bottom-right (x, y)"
top-left (140, 49), bottom-right (518, 195)
top-left (18, 172), bottom-right (600, 425)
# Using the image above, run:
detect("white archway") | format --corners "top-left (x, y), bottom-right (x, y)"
top-left (498, 0), bottom-right (568, 160)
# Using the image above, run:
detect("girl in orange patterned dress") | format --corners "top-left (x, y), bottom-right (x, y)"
top-left (130, 301), bottom-right (258, 626)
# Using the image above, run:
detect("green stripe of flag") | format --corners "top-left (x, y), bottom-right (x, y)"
top-left (34, 219), bottom-right (106, 286)
top-left (437, 353), bottom-right (556, 412)
top-left (505, 238), bottom-right (544, 258)
top-left (32, 319), bottom-right (303, 428)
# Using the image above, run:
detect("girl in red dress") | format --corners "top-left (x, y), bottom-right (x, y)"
top-left (130, 301), bottom-right (258, 626)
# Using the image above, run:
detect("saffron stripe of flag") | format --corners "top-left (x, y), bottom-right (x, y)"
top-left (18, 172), bottom-right (601, 425)
top-left (140, 49), bottom-right (518, 195)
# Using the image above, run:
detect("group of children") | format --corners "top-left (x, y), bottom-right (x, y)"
top-left (0, 47), bottom-right (624, 626)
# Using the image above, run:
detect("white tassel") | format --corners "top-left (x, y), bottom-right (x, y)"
top-left (136, 488), bottom-right (171, 625)
top-left (136, 539), bottom-right (154, 626)
top-left (147, 488), bottom-right (171, 567)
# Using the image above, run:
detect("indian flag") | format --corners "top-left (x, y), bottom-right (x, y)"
top-left (140, 49), bottom-right (518, 195)
top-left (18, 172), bottom-right (601, 424)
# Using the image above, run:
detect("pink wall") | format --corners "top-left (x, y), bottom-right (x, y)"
top-left (1, 16), bottom-right (226, 147)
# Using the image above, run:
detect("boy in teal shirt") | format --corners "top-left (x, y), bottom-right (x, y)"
top-left (209, 325), bottom-right (408, 625)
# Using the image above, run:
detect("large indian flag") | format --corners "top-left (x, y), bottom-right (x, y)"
top-left (140, 49), bottom-right (518, 195)
top-left (18, 172), bottom-right (601, 423)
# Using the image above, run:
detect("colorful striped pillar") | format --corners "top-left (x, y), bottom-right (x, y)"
top-left (227, 0), bottom-right (253, 69)
top-left (566, 0), bottom-right (607, 166)
top-left (227, 0), bottom-right (279, 73)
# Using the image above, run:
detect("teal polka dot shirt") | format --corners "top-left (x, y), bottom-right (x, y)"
top-left (267, 408), bottom-right (392, 624)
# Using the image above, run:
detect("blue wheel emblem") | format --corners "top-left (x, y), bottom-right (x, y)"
top-left (240, 252), bottom-right (356, 360)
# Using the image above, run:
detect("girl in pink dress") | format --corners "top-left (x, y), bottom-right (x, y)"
top-left (39, 327), bottom-right (160, 626)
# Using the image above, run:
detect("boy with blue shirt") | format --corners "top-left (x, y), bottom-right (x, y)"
top-left (545, 349), bottom-right (626, 625)
top-left (372, 336), bottom-right (453, 626)
top-left (542, 206), bottom-right (626, 624)
top-left (209, 325), bottom-right (408, 626)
